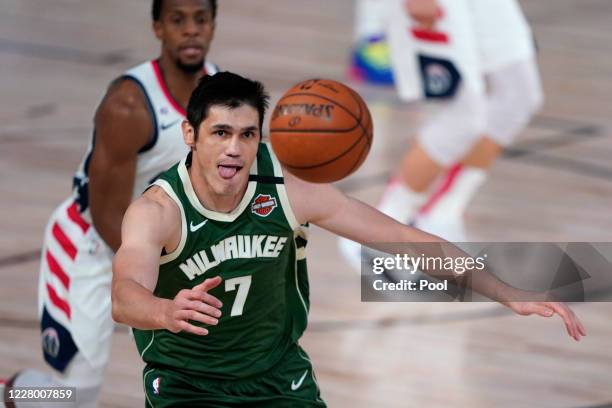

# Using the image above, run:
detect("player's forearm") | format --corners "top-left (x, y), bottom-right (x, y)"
top-left (396, 227), bottom-right (523, 304)
top-left (111, 278), bottom-right (170, 330)
top-left (88, 162), bottom-right (136, 252)
top-left (90, 201), bottom-right (130, 252)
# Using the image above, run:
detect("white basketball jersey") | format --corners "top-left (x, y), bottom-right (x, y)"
top-left (72, 60), bottom-right (218, 221)
top-left (387, 0), bottom-right (534, 101)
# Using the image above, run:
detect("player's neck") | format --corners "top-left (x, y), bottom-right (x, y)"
top-left (157, 55), bottom-right (204, 110)
top-left (188, 164), bottom-right (249, 214)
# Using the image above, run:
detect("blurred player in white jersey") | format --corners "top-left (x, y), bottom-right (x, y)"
top-left (341, 0), bottom-right (543, 264)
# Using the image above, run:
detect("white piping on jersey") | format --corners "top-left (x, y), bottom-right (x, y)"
top-left (142, 367), bottom-right (156, 407)
top-left (177, 154), bottom-right (258, 222)
top-left (154, 179), bottom-right (188, 264)
top-left (294, 226), bottom-right (308, 261)
top-left (266, 143), bottom-right (301, 231)
top-left (296, 347), bottom-right (325, 403)
top-left (293, 250), bottom-right (309, 318)
top-left (296, 247), bottom-right (306, 261)
top-left (139, 330), bottom-right (156, 359)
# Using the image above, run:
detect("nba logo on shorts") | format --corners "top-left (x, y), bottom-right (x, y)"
top-left (152, 377), bottom-right (161, 395)
top-left (251, 194), bottom-right (277, 217)
top-left (42, 327), bottom-right (60, 358)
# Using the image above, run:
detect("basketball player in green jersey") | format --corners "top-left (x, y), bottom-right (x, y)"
top-left (112, 72), bottom-right (586, 407)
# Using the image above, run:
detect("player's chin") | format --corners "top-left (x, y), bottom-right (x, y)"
top-left (176, 57), bottom-right (204, 74)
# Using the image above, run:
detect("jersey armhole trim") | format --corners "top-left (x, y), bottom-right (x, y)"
top-left (118, 74), bottom-right (159, 154)
top-left (152, 179), bottom-right (188, 264)
top-left (266, 143), bottom-right (301, 230)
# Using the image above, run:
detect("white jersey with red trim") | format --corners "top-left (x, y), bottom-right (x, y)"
top-left (72, 59), bottom-right (218, 222)
top-left (387, 0), bottom-right (534, 101)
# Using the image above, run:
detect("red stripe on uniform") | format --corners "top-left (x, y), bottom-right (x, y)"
top-left (411, 28), bottom-right (449, 43)
top-left (151, 59), bottom-right (187, 116)
top-left (46, 250), bottom-right (70, 290)
top-left (67, 202), bottom-right (90, 233)
top-left (419, 164), bottom-right (462, 215)
top-left (46, 283), bottom-right (71, 320)
top-left (52, 223), bottom-right (77, 260)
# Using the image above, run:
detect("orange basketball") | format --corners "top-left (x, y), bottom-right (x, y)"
top-left (269, 79), bottom-right (373, 183)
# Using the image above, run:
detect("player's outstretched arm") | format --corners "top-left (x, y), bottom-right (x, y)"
top-left (283, 171), bottom-right (586, 341)
top-left (283, 169), bottom-right (442, 245)
top-left (88, 79), bottom-right (153, 251)
top-left (111, 187), bottom-right (223, 336)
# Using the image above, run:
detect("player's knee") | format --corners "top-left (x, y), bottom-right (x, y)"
top-left (487, 86), bottom-right (543, 145)
top-left (525, 81), bottom-right (544, 116)
top-left (419, 90), bottom-right (487, 165)
top-left (486, 61), bottom-right (544, 145)
top-left (499, 75), bottom-right (543, 119)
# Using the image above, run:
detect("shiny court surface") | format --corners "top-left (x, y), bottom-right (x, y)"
top-left (1, 1), bottom-right (611, 407)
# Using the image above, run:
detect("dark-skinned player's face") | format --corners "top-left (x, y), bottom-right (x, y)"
top-left (154, 0), bottom-right (215, 73)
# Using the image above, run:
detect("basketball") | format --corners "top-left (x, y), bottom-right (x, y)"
top-left (269, 79), bottom-right (373, 183)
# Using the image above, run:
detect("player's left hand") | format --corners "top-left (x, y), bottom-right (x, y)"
top-left (507, 301), bottom-right (587, 342)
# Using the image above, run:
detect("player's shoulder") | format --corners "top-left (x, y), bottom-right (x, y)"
top-left (97, 76), bottom-right (150, 121)
top-left (121, 187), bottom-right (181, 244)
top-left (93, 75), bottom-right (153, 148)
top-left (138, 185), bottom-right (181, 221)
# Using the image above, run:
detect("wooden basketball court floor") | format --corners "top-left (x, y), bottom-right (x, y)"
top-left (1, 0), bottom-right (611, 406)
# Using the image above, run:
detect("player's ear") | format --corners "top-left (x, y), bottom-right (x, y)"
top-left (182, 120), bottom-right (197, 147)
top-left (153, 20), bottom-right (163, 41)
top-left (210, 20), bottom-right (216, 40)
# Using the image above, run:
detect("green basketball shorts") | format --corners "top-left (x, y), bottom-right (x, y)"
top-left (142, 344), bottom-right (326, 407)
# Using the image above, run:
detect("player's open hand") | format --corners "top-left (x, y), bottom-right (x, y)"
top-left (405, 0), bottom-right (442, 30)
top-left (507, 301), bottom-right (587, 342)
top-left (162, 276), bottom-right (223, 336)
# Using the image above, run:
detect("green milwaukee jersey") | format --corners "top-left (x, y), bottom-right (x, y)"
top-left (133, 143), bottom-right (310, 379)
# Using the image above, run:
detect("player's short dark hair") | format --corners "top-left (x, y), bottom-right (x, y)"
top-left (187, 72), bottom-right (270, 139)
top-left (152, 0), bottom-right (217, 22)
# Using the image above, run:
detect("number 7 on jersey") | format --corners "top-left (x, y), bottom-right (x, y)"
top-left (225, 275), bottom-right (252, 317)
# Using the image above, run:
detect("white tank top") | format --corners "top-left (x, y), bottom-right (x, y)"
top-left (72, 59), bottom-right (218, 221)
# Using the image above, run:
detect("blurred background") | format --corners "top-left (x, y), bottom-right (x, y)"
top-left (1, 0), bottom-right (611, 406)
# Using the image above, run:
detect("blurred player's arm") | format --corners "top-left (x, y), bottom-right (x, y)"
top-left (111, 187), bottom-right (222, 335)
top-left (88, 79), bottom-right (153, 252)
top-left (284, 171), bottom-right (586, 341)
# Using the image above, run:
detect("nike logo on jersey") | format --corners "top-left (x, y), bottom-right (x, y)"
top-left (160, 119), bottom-right (180, 130)
top-left (189, 219), bottom-right (208, 232)
top-left (291, 370), bottom-right (308, 391)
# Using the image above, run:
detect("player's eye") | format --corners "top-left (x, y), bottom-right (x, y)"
top-left (243, 131), bottom-right (254, 139)
top-left (170, 14), bottom-right (183, 25)
top-left (215, 130), bottom-right (226, 137)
